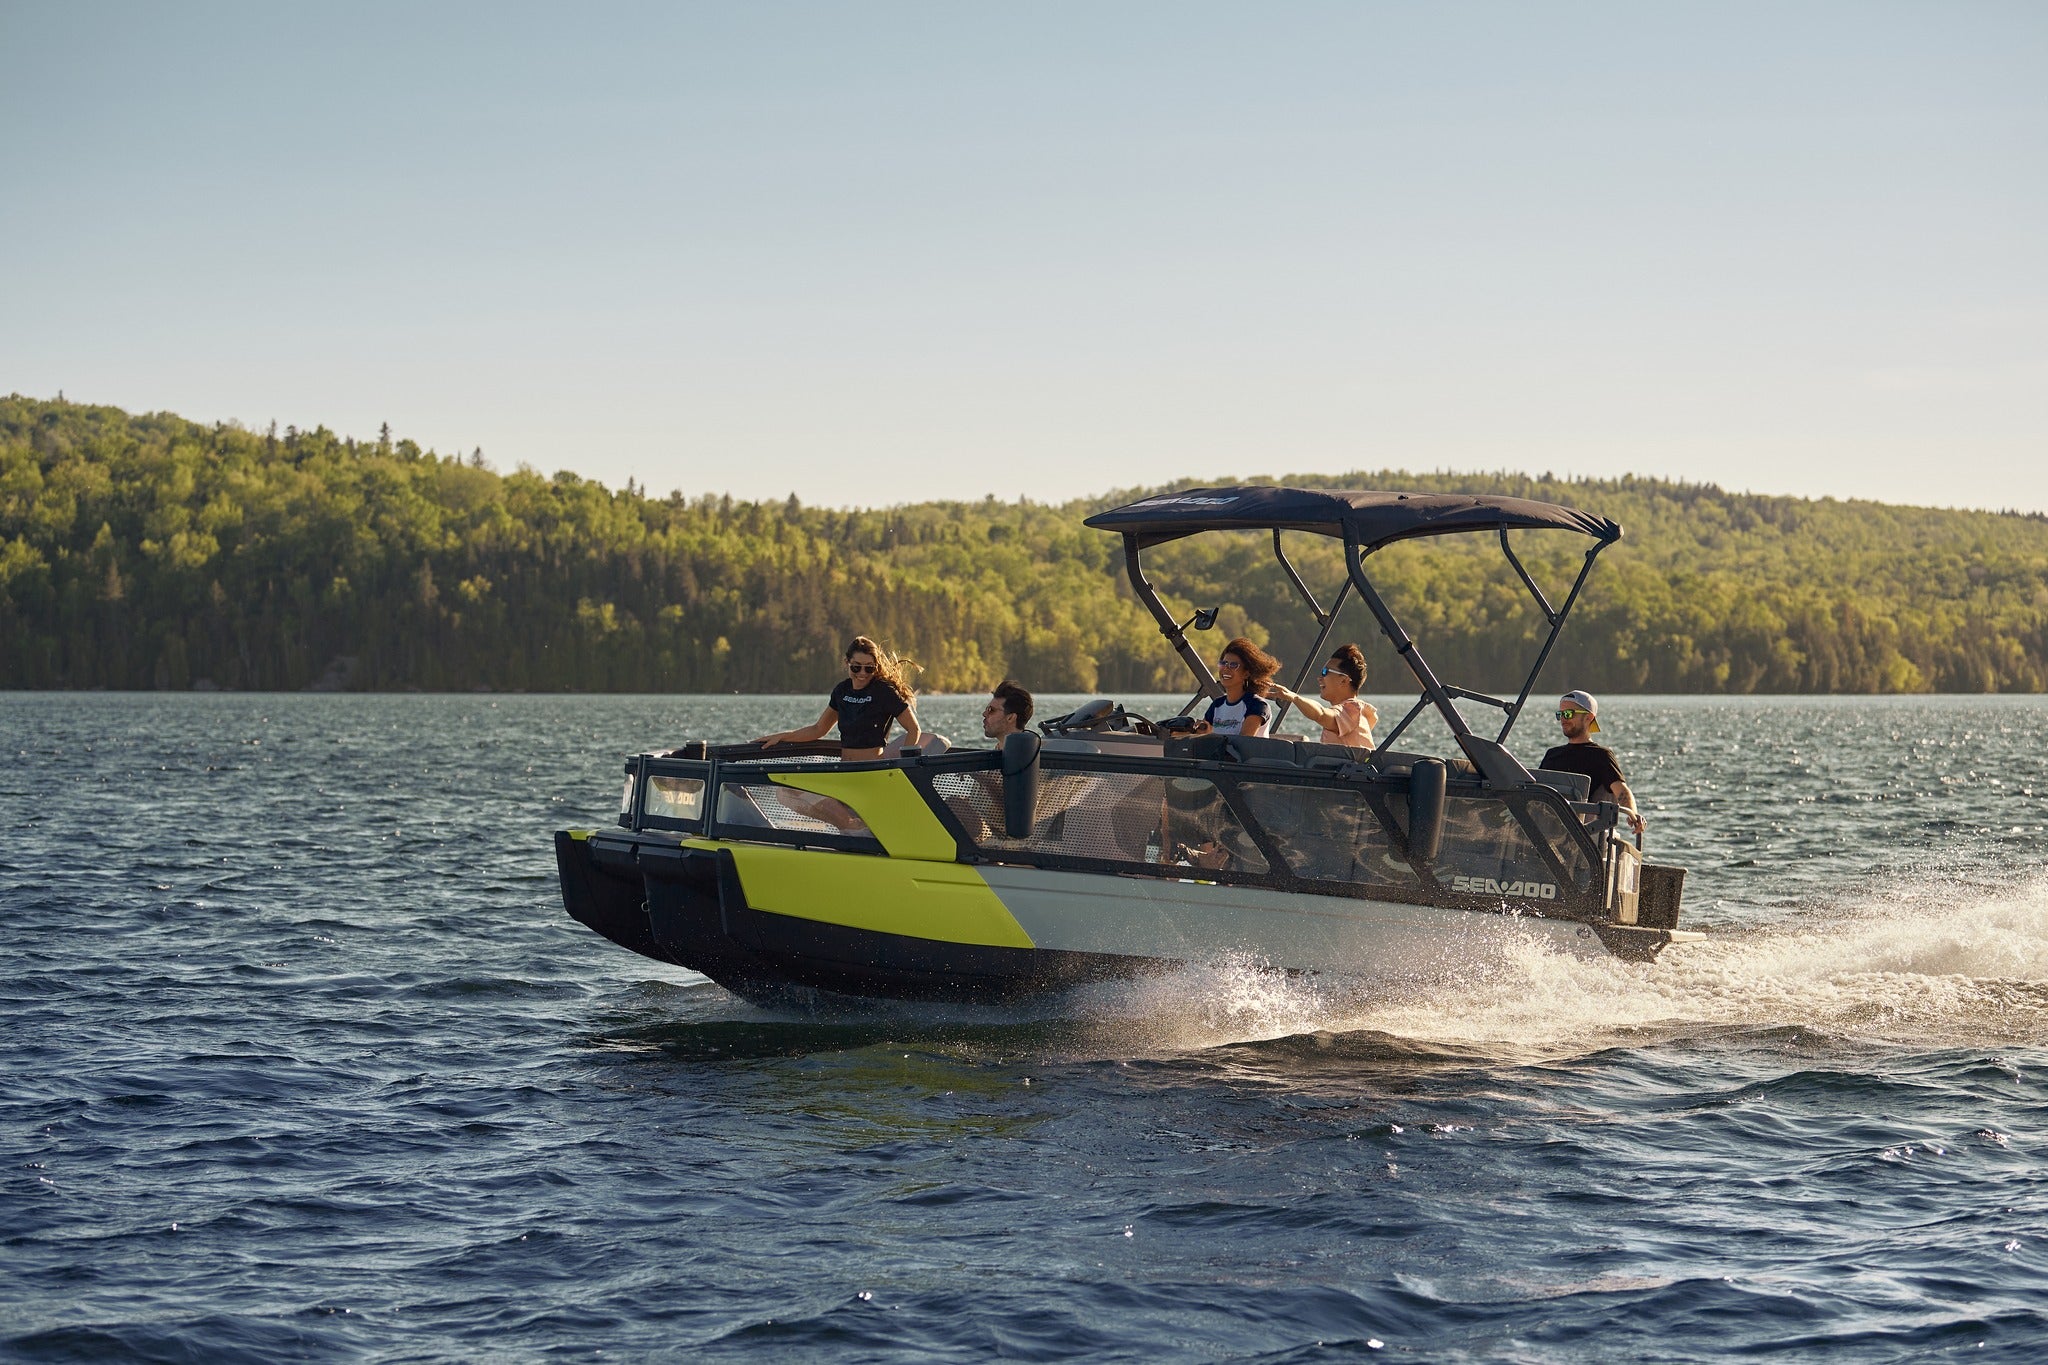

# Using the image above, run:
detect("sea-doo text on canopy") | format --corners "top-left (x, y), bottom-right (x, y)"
top-left (554, 486), bottom-right (1697, 1005)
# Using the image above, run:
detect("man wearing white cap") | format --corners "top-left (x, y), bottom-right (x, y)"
top-left (1540, 690), bottom-right (1645, 837)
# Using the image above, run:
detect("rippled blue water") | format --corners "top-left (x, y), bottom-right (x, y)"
top-left (4, 693), bottom-right (2046, 1362)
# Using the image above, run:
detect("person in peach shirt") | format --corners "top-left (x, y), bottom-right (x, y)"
top-left (1272, 643), bottom-right (1377, 750)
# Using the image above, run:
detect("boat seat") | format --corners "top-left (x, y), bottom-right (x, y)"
top-left (1359, 749), bottom-right (1485, 783)
top-left (1296, 740), bottom-right (1371, 769)
top-left (1225, 734), bottom-right (1303, 767)
top-left (1531, 768), bottom-right (1591, 801)
top-left (1160, 734), bottom-right (1375, 771)
top-left (1163, 733), bottom-right (1305, 767)
top-left (1365, 753), bottom-right (1584, 797)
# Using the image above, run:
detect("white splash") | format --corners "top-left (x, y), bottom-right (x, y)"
top-left (1085, 951), bottom-right (1348, 1048)
top-left (1100, 869), bottom-right (2048, 1056)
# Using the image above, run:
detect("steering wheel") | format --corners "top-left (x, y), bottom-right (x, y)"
top-left (1040, 698), bottom-right (1173, 737)
top-left (1044, 698), bottom-right (1153, 735)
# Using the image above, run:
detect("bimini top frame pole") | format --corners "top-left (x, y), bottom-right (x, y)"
top-left (1087, 486), bottom-right (1623, 781)
top-left (1120, 536), bottom-right (1222, 712)
top-left (1269, 528), bottom-right (1354, 732)
top-left (1338, 529), bottom-right (1519, 784)
top-left (1494, 529), bottom-right (1611, 745)
top-left (1341, 528), bottom-right (1614, 785)
top-left (1121, 529), bottom-right (1360, 724)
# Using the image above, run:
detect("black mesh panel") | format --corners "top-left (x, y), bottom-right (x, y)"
top-left (1431, 797), bottom-right (1571, 900)
top-left (932, 769), bottom-right (1266, 874)
top-left (715, 779), bottom-right (877, 843)
top-left (1236, 783), bottom-right (1418, 887)
top-left (1520, 798), bottom-right (1596, 891)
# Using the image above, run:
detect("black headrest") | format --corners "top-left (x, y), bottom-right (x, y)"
top-left (1226, 735), bottom-right (1302, 766)
top-left (1163, 733), bottom-right (1233, 761)
top-left (1531, 768), bottom-right (1592, 801)
top-left (1161, 733), bottom-right (1303, 767)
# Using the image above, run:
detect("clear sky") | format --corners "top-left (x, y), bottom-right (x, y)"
top-left (4, 2), bottom-right (2043, 511)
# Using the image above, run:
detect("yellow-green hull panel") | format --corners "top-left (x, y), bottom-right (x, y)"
top-left (768, 768), bottom-right (958, 861)
top-left (689, 839), bottom-right (1034, 950)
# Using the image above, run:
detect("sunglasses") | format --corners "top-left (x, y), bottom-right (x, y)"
top-left (849, 662), bottom-right (878, 675)
top-left (1217, 658), bottom-right (1243, 672)
top-left (1319, 668), bottom-right (1354, 679)
top-left (1555, 708), bottom-right (1588, 720)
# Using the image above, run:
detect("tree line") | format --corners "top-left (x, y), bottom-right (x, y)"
top-left (4, 395), bottom-right (2046, 696)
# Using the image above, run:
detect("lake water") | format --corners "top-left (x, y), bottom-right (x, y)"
top-left (4, 692), bottom-right (2046, 1361)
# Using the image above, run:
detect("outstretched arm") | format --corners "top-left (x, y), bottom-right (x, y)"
top-left (757, 706), bottom-right (837, 746)
top-left (1274, 686), bottom-right (1336, 728)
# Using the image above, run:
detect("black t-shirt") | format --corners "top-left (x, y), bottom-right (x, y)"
top-left (1539, 741), bottom-right (1625, 798)
top-left (828, 678), bottom-right (908, 749)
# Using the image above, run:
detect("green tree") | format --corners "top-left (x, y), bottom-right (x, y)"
top-left (4, 395), bottom-right (2045, 696)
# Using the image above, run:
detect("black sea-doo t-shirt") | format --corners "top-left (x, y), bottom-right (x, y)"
top-left (828, 678), bottom-right (907, 749)
top-left (1539, 741), bottom-right (1625, 798)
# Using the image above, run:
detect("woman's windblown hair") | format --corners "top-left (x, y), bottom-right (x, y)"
top-left (1221, 636), bottom-right (1280, 696)
top-left (845, 635), bottom-right (918, 705)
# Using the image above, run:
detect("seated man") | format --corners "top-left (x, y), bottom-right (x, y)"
top-left (945, 680), bottom-right (1037, 840)
top-left (1540, 689), bottom-right (1645, 837)
top-left (981, 679), bottom-right (1033, 740)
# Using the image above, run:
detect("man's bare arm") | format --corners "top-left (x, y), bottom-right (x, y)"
top-left (1611, 779), bottom-right (1646, 836)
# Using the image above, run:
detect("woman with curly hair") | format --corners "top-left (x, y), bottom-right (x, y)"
top-left (1273, 642), bottom-right (1377, 750)
top-left (1197, 636), bottom-right (1279, 738)
top-left (757, 635), bottom-right (922, 760)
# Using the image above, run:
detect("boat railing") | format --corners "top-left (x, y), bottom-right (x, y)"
top-left (619, 741), bottom-right (1632, 921)
top-left (916, 746), bottom-right (1613, 918)
top-left (706, 739), bottom-right (845, 761)
top-left (620, 744), bottom-right (1004, 846)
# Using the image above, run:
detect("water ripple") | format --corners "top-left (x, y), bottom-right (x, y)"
top-left (3, 693), bottom-right (2047, 1360)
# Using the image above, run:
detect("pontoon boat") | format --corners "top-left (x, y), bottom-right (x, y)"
top-left (555, 486), bottom-right (1697, 1005)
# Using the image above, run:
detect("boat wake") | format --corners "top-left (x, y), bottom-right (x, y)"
top-left (629, 869), bottom-right (2048, 1066)
top-left (1099, 867), bottom-right (2048, 1058)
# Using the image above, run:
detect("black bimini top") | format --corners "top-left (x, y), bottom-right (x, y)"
top-left (1083, 485), bottom-right (1621, 552)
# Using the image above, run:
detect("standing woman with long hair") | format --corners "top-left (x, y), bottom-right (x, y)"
top-left (757, 635), bottom-right (922, 759)
top-left (1198, 637), bottom-right (1279, 738)
top-left (1273, 643), bottom-right (1377, 750)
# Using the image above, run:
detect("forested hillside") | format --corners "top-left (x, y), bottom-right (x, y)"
top-left (4, 395), bottom-right (2045, 695)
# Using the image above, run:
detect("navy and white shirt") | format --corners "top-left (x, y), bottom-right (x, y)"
top-left (1203, 692), bottom-right (1270, 736)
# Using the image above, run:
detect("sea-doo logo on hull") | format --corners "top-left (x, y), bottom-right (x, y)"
top-left (1129, 495), bottom-right (1241, 508)
top-left (1450, 876), bottom-right (1557, 900)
